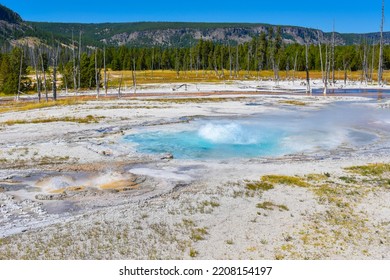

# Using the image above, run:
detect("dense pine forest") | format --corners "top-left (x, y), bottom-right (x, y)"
top-left (1, 29), bottom-right (389, 97)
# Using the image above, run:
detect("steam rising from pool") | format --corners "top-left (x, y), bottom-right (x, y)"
top-left (198, 123), bottom-right (257, 145)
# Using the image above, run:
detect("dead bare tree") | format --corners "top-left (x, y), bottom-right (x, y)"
top-left (235, 46), bottom-right (239, 78)
top-left (213, 48), bottom-right (219, 78)
top-left (292, 51), bottom-right (298, 84)
top-left (362, 41), bottom-right (369, 85)
top-left (151, 47), bottom-right (155, 79)
top-left (132, 58), bottom-right (137, 94)
top-left (118, 73), bottom-right (123, 98)
top-left (342, 56), bottom-right (349, 86)
top-left (95, 48), bottom-right (100, 99)
top-left (103, 46), bottom-right (107, 96)
top-left (16, 48), bottom-right (24, 101)
top-left (175, 49), bottom-right (180, 79)
top-left (371, 41), bottom-right (375, 84)
top-left (39, 48), bottom-right (48, 102)
top-left (247, 45), bottom-right (251, 76)
top-left (189, 44), bottom-right (193, 72)
top-left (285, 59), bottom-right (289, 80)
top-left (52, 45), bottom-right (59, 101)
top-left (228, 43), bottom-right (232, 79)
top-left (323, 43), bottom-right (329, 95)
top-left (78, 31), bottom-right (82, 90)
top-left (196, 51), bottom-right (200, 78)
top-left (378, 0), bottom-right (385, 85)
top-left (305, 43), bottom-right (311, 94)
top-left (331, 23), bottom-right (336, 85)
top-left (317, 31), bottom-right (324, 83)
top-left (72, 30), bottom-right (77, 93)
top-left (31, 47), bottom-right (41, 102)
top-left (220, 46), bottom-right (224, 79)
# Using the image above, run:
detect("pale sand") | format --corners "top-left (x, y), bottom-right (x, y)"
top-left (0, 80), bottom-right (389, 259)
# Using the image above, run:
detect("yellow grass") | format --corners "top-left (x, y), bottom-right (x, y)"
top-left (104, 69), bottom-right (390, 87)
top-left (0, 99), bottom-right (86, 114)
top-left (279, 100), bottom-right (307, 106)
top-left (2, 115), bottom-right (102, 126)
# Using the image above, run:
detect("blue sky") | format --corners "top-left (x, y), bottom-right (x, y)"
top-left (1, 0), bottom-right (386, 33)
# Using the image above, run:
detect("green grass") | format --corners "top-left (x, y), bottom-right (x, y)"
top-left (246, 181), bottom-right (274, 191)
top-left (345, 163), bottom-right (390, 177)
top-left (279, 100), bottom-right (307, 106)
top-left (181, 219), bottom-right (196, 228)
top-left (256, 201), bottom-right (289, 211)
top-left (189, 248), bottom-right (198, 258)
top-left (261, 175), bottom-right (309, 187)
top-left (305, 174), bottom-right (329, 181)
top-left (3, 115), bottom-right (102, 126)
top-left (339, 176), bottom-right (357, 184)
top-left (0, 99), bottom-right (86, 114)
top-left (190, 227), bottom-right (208, 241)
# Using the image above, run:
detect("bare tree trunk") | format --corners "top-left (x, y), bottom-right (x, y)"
top-left (229, 44), bottom-right (232, 79)
top-left (324, 44), bottom-right (329, 95)
top-left (151, 48), bottom-right (154, 78)
top-left (95, 48), bottom-right (100, 99)
top-left (72, 30), bottom-right (77, 93)
top-left (271, 51), bottom-right (279, 85)
top-left (118, 73), bottom-right (123, 98)
top-left (235, 46), bottom-right (239, 78)
top-left (220, 46), bottom-right (224, 79)
top-left (189, 44), bottom-right (193, 72)
top-left (78, 31), bottom-right (82, 90)
top-left (255, 43), bottom-right (259, 80)
top-left (39, 49), bottom-right (48, 102)
top-left (343, 55), bottom-right (349, 86)
top-left (64, 73), bottom-right (68, 95)
top-left (363, 43), bottom-right (369, 85)
top-left (213, 49), bottom-right (219, 78)
top-left (52, 63), bottom-right (57, 101)
top-left (292, 51), bottom-right (298, 84)
top-left (371, 42), bottom-right (375, 85)
top-left (247, 45), bottom-right (251, 76)
top-left (52, 46), bottom-right (59, 101)
top-left (305, 44), bottom-right (311, 94)
top-left (286, 60), bottom-right (289, 80)
top-left (175, 49), bottom-right (180, 79)
top-left (317, 31), bottom-right (324, 83)
top-left (132, 58), bottom-right (137, 94)
top-left (331, 23), bottom-right (336, 85)
top-left (196, 54), bottom-right (200, 78)
top-left (103, 46), bottom-right (107, 96)
top-left (378, 0), bottom-right (385, 85)
top-left (31, 48), bottom-right (41, 102)
top-left (16, 49), bottom-right (23, 101)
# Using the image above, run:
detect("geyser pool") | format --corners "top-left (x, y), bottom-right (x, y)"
top-left (125, 122), bottom-right (288, 159)
top-left (124, 103), bottom-right (389, 159)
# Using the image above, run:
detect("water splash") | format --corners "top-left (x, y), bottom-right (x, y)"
top-left (125, 121), bottom-right (285, 159)
top-left (198, 123), bottom-right (257, 145)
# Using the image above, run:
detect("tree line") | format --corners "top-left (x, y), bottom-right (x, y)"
top-left (1, 28), bottom-right (389, 99)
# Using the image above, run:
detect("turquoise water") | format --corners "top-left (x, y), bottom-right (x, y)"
top-left (125, 122), bottom-right (289, 159)
top-left (124, 103), bottom-right (389, 159)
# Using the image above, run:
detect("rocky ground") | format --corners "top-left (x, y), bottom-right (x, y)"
top-left (0, 84), bottom-right (390, 259)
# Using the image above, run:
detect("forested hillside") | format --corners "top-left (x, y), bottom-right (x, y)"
top-left (1, 4), bottom-right (390, 48)
top-left (1, 4), bottom-right (389, 98)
